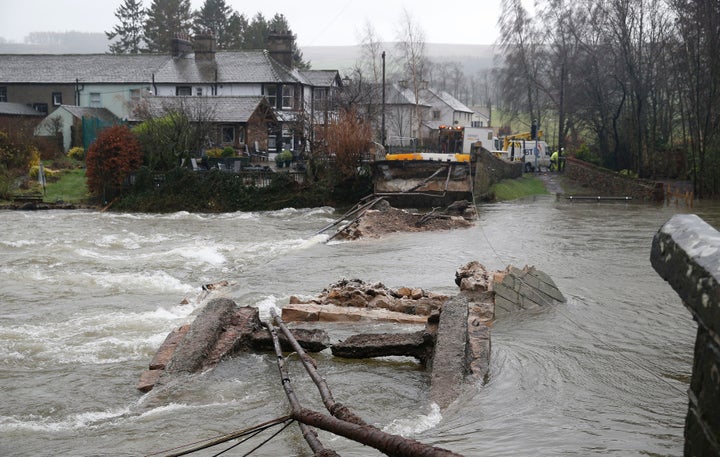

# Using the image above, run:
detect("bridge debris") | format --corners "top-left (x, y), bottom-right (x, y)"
top-left (138, 262), bottom-right (565, 411)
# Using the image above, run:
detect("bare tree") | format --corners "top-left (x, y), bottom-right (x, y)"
top-left (395, 8), bottom-right (428, 145)
top-left (497, 0), bottom-right (547, 131)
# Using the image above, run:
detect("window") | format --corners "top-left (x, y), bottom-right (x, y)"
top-left (432, 110), bottom-right (441, 120)
top-left (196, 87), bottom-right (203, 96)
top-left (90, 92), bottom-right (101, 107)
top-left (176, 86), bottom-right (191, 96)
top-left (267, 135), bottom-right (278, 152)
top-left (221, 126), bottom-right (235, 144)
top-left (281, 85), bottom-right (294, 109)
top-left (264, 85), bottom-right (277, 107)
top-left (313, 88), bottom-right (327, 111)
top-left (52, 92), bottom-right (62, 106)
top-left (0, 86), bottom-right (6, 102)
top-left (130, 89), bottom-right (141, 101)
top-left (32, 103), bottom-right (48, 114)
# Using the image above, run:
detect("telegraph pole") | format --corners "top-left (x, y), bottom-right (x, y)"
top-left (381, 51), bottom-right (386, 149)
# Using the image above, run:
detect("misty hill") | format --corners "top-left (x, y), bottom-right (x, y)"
top-left (303, 43), bottom-right (497, 75)
top-left (0, 33), bottom-right (498, 75)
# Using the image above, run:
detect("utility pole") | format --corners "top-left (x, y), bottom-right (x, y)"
top-left (381, 51), bottom-right (386, 150)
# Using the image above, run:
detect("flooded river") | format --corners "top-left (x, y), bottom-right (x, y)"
top-left (2, 196), bottom-right (719, 456)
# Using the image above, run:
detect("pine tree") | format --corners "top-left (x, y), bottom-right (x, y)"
top-left (144, 0), bottom-right (193, 53)
top-left (225, 12), bottom-right (249, 50)
top-left (106, 0), bottom-right (146, 54)
top-left (192, 0), bottom-right (247, 50)
top-left (244, 12), bottom-right (269, 50)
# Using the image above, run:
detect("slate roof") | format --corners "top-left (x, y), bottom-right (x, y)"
top-left (150, 51), bottom-right (304, 85)
top-left (130, 96), bottom-right (274, 123)
top-left (430, 89), bottom-right (473, 113)
top-left (0, 51), bottom-right (314, 86)
top-left (0, 101), bottom-right (44, 116)
top-left (0, 54), bottom-right (168, 83)
top-left (385, 83), bottom-right (432, 107)
top-left (300, 70), bottom-right (340, 87)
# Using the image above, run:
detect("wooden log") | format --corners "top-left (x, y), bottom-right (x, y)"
top-left (266, 320), bottom-right (339, 457)
top-left (291, 407), bottom-right (463, 457)
top-left (267, 312), bottom-right (463, 457)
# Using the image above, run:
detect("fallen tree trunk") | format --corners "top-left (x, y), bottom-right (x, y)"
top-left (267, 311), bottom-right (463, 457)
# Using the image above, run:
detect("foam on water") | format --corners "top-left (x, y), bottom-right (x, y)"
top-left (0, 406), bottom-right (132, 432)
top-left (90, 270), bottom-right (196, 294)
top-left (0, 298), bottom-right (205, 366)
top-left (169, 245), bottom-right (227, 266)
top-left (382, 403), bottom-right (443, 436)
top-left (254, 295), bottom-right (281, 321)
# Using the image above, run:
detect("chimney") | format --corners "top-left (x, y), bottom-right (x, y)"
top-left (171, 33), bottom-right (193, 57)
top-left (193, 33), bottom-right (216, 61)
top-left (267, 31), bottom-right (293, 68)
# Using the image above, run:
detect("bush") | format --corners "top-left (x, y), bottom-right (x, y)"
top-left (86, 125), bottom-right (143, 200)
top-left (574, 143), bottom-right (601, 166)
top-left (222, 146), bottom-right (235, 157)
top-left (205, 147), bottom-right (224, 158)
top-left (68, 147), bottom-right (85, 161)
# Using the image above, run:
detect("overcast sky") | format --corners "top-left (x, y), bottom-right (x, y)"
top-left (0, 0), bottom-right (506, 47)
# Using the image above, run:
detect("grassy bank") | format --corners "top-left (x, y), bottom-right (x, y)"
top-left (491, 176), bottom-right (549, 201)
top-left (44, 169), bottom-right (90, 203)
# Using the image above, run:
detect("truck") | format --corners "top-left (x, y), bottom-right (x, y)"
top-left (490, 130), bottom-right (552, 172)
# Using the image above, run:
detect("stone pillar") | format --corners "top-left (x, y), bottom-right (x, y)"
top-left (651, 214), bottom-right (720, 457)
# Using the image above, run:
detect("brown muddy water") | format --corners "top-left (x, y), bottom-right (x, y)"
top-left (1, 196), bottom-right (719, 456)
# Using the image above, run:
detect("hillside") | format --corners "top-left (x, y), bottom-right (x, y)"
top-left (303, 43), bottom-right (498, 75)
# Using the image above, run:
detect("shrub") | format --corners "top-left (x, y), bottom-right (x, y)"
top-left (205, 147), bottom-right (224, 158)
top-left (86, 125), bottom-right (143, 201)
top-left (68, 147), bottom-right (85, 161)
top-left (221, 146), bottom-right (235, 157)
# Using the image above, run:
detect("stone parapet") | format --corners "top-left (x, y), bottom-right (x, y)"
top-left (565, 157), bottom-right (664, 201)
top-left (651, 214), bottom-right (720, 456)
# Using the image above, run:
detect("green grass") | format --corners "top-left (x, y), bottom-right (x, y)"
top-left (44, 168), bottom-right (90, 203)
top-left (491, 176), bottom-right (549, 201)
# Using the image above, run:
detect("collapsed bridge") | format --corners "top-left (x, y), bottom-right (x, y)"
top-left (137, 262), bottom-right (565, 456)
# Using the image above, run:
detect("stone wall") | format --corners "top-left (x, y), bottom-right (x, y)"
top-left (565, 157), bottom-right (665, 201)
top-left (651, 214), bottom-right (720, 457)
top-left (473, 149), bottom-right (523, 199)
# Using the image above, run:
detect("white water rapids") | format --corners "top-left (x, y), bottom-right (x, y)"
top-left (2, 198), bottom-right (719, 456)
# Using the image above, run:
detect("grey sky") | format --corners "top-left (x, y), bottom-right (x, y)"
top-left (0, 0), bottom-right (506, 46)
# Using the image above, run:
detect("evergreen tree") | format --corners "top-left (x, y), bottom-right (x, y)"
top-left (106, 0), bottom-right (146, 54)
top-left (192, 0), bottom-right (247, 50)
top-left (144, 0), bottom-right (192, 53)
top-left (225, 12), bottom-right (249, 50)
top-left (244, 12), bottom-right (269, 50)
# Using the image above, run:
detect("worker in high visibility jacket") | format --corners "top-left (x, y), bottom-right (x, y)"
top-left (550, 150), bottom-right (559, 171)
